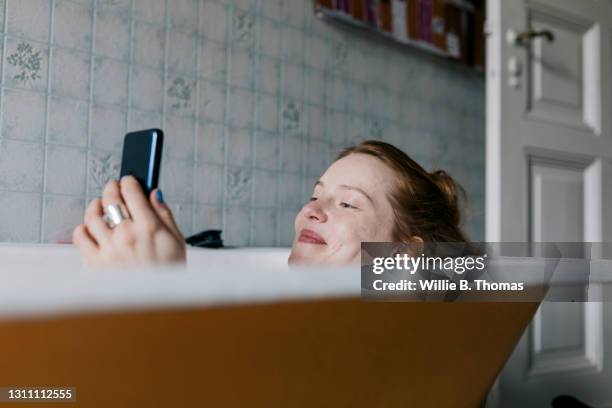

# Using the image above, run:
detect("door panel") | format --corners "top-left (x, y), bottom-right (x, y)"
top-left (487, 0), bottom-right (612, 406)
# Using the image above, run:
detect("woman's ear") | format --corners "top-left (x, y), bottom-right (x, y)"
top-left (408, 236), bottom-right (424, 256)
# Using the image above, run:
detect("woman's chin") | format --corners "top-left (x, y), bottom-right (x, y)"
top-left (288, 244), bottom-right (324, 266)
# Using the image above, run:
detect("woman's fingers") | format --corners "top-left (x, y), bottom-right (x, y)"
top-left (72, 224), bottom-right (98, 256)
top-left (101, 179), bottom-right (131, 221)
top-left (119, 176), bottom-right (160, 226)
top-left (150, 189), bottom-right (184, 241)
top-left (84, 198), bottom-right (112, 245)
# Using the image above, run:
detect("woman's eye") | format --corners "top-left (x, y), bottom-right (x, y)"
top-left (340, 202), bottom-right (357, 209)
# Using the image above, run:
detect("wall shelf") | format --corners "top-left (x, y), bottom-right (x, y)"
top-left (314, 1), bottom-right (485, 72)
top-left (315, 5), bottom-right (452, 59)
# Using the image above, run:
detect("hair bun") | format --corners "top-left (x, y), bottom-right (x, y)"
top-left (429, 169), bottom-right (467, 227)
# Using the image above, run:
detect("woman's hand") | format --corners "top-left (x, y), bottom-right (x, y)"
top-left (72, 175), bottom-right (186, 269)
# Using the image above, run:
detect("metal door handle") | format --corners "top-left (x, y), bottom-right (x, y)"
top-left (514, 29), bottom-right (555, 45)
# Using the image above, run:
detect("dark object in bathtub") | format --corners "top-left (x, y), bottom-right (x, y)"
top-left (551, 395), bottom-right (592, 408)
top-left (185, 229), bottom-right (224, 248)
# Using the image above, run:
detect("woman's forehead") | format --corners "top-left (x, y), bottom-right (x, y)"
top-left (320, 154), bottom-right (395, 192)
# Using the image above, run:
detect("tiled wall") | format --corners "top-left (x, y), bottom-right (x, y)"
top-left (0, 0), bottom-right (485, 246)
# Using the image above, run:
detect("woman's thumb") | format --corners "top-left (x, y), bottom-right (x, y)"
top-left (150, 189), bottom-right (184, 241)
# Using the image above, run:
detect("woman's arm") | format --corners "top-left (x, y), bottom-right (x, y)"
top-left (72, 175), bottom-right (186, 269)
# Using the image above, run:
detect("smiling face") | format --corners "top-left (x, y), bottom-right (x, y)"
top-left (288, 153), bottom-right (397, 266)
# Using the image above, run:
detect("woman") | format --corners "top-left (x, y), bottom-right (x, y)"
top-left (73, 140), bottom-right (469, 268)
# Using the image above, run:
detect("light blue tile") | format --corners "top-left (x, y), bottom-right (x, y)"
top-left (45, 145), bottom-right (87, 195)
top-left (194, 162), bottom-right (224, 204)
top-left (51, 47), bottom-right (91, 100)
top-left (231, 9), bottom-right (255, 49)
top-left (168, 0), bottom-right (198, 30)
top-left (278, 208), bottom-right (298, 247)
top-left (1, 88), bottom-right (46, 142)
top-left (167, 28), bottom-right (197, 77)
top-left (254, 131), bottom-right (278, 171)
top-left (6, 0), bottom-right (50, 42)
top-left (257, 18), bottom-right (280, 57)
top-left (0, 139), bottom-right (44, 192)
top-left (87, 149), bottom-right (121, 196)
top-left (129, 108), bottom-right (163, 132)
top-left (257, 93), bottom-right (279, 133)
top-left (305, 139), bottom-right (330, 177)
top-left (281, 26), bottom-right (303, 64)
top-left (54, 0), bottom-right (93, 52)
top-left (166, 201), bottom-right (193, 237)
top-left (226, 166), bottom-right (251, 206)
top-left (198, 80), bottom-right (226, 122)
top-left (196, 121), bottom-right (225, 164)
top-left (282, 62), bottom-right (303, 100)
top-left (160, 158), bottom-right (195, 204)
top-left (228, 87), bottom-right (253, 128)
top-left (229, 47), bottom-right (254, 88)
top-left (227, 126), bottom-right (252, 167)
top-left (94, 8), bottom-right (130, 60)
top-left (42, 194), bottom-right (85, 243)
top-left (281, 0), bottom-right (305, 29)
top-left (198, 38), bottom-right (227, 81)
top-left (167, 76), bottom-right (196, 117)
top-left (199, 1), bottom-right (227, 43)
top-left (93, 56), bottom-right (128, 106)
top-left (134, 0), bottom-right (165, 24)
top-left (253, 169), bottom-right (277, 208)
top-left (132, 21), bottom-right (165, 68)
top-left (165, 114), bottom-right (196, 160)
top-left (91, 104), bottom-right (126, 150)
top-left (224, 205), bottom-right (250, 246)
top-left (0, 191), bottom-right (42, 242)
top-left (4, 39), bottom-right (49, 92)
top-left (48, 96), bottom-right (89, 147)
top-left (260, 0), bottom-right (281, 21)
top-left (252, 208), bottom-right (277, 246)
top-left (280, 135), bottom-right (304, 174)
top-left (193, 204), bottom-right (223, 231)
top-left (279, 173), bottom-right (304, 208)
top-left (130, 66), bottom-right (163, 111)
top-left (305, 104), bottom-right (324, 141)
top-left (256, 55), bottom-right (280, 95)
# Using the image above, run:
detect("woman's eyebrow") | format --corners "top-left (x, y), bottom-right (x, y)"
top-left (314, 181), bottom-right (374, 203)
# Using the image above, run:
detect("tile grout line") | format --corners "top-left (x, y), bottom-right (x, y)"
top-left (220, 2), bottom-right (232, 239)
top-left (161, 0), bottom-right (168, 142)
top-left (39, 0), bottom-right (56, 243)
top-left (249, 1), bottom-right (261, 247)
top-left (0, 0), bottom-right (9, 143)
top-left (126, 0), bottom-right (135, 131)
top-left (191, 0), bottom-right (202, 237)
top-left (84, 0), bottom-right (97, 208)
top-left (275, 2), bottom-right (285, 247)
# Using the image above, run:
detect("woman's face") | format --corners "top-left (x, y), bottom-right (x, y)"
top-left (288, 153), bottom-right (396, 266)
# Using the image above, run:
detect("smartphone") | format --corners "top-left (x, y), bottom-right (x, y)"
top-left (119, 129), bottom-right (164, 195)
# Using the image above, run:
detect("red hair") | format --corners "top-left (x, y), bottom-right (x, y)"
top-left (335, 140), bottom-right (470, 243)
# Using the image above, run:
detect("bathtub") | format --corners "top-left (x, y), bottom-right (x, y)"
top-left (0, 243), bottom-right (540, 407)
top-left (0, 244), bottom-right (359, 318)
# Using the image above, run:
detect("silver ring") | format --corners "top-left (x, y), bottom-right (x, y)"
top-left (102, 204), bottom-right (129, 228)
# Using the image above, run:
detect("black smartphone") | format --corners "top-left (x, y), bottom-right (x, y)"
top-left (119, 129), bottom-right (164, 195)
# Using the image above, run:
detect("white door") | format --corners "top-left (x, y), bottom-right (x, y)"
top-left (486, 0), bottom-right (612, 406)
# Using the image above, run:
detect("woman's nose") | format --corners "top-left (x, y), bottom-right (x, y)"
top-left (304, 201), bottom-right (328, 223)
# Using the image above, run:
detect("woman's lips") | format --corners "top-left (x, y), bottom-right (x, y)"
top-left (298, 229), bottom-right (327, 245)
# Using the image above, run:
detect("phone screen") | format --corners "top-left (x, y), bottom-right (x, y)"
top-left (119, 129), bottom-right (164, 195)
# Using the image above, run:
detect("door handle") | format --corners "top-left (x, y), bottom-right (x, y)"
top-left (506, 29), bottom-right (555, 46)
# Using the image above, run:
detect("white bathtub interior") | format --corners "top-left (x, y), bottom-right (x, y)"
top-left (0, 244), bottom-right (359, 320)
